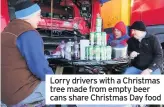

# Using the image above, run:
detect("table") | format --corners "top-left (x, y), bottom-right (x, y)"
top-left (47, 57), bottom-right (131, 74)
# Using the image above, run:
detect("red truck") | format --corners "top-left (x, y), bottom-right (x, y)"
top-left (1, 0), bottom-right (100, 35)
top-left (2, 0), bottom-right (163, 44)
top-left (1, 0), bottom-right (164, 71)
top-left (131, 0), bottom-right (164, 72)
top-left (131, 0), bottom-right (164, 48)
top-left (34, 0), bottom-right (100, 36)
top-left (1, 0), bottom-right (101, 51)
top-left (1, 0), bottom-right (10, 32)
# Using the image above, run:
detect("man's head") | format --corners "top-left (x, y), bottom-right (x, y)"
top-left (113, 21), bottom-right (126, 38)
top-left (15, 0), bottom-right (41, 28)
top-left (130, 21), bottom-right (147, 40)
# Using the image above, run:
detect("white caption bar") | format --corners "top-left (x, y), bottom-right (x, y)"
top-left (46, 75), bottom-right (164, 105)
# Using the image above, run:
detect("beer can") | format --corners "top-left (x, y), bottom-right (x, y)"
top-left (100, 46), bottom-right (107, 60)
top-left (88, 46), bottom-right (94, 60)
top-left (85, 47), bottom-right (89, 60)
top-left (90, 32), bottom-right (95, 45)
top-left (95, 46), bottom-right (101, 61)
top-left (101, 32), bottom-right (107, 46)
top-left (104, 46), bottom-right (107, 60)
top-left (106, 46), bottom-right (112, 60)
top-left (95, 32), bottom-right (101, 45)
top-left (96, 17), bottom-right (102, 27)
top-left (96, 26), bottom-right (102, 32)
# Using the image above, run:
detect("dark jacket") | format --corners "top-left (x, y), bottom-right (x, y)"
top-left (1, 19), bottom-right (40, 105)
top-left (127, 33), bottom-right (163, 71)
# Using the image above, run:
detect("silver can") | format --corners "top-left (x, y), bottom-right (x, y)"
top-left (88, 46), bottom-right (94, 60)
top-left (100, 46), bottom-right (107, 60)
top-left (90, 32), bottom-right (95, 45)
top-left (106, 46), bottom-right (112, 60)
top-left (95, 46), bottom-right (101, 61)
top-left (85, 47), bottom-right (89, 60)
top-left (95, 32), bottom-right (102, 45)
top-left (96, 26), bottom-right (102, 32)
top-left (96, 16), bottom-right (102, 27)
top-left (101, 32), bottom-right (107, 46)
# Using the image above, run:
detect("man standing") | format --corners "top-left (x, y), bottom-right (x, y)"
top-left (124, 21), bottom-right (163, 74)
top-left (1, 0), bottom-right (54, 106)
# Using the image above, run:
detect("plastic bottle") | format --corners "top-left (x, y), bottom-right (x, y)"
top-left (73, 40), bottom-right (79, 60)
top-left (60, 40), bottom-right (65, 58)
top-left (69, 39), bottom-right (74, 57)
top-left (65, 39), bottom-right (72, 60)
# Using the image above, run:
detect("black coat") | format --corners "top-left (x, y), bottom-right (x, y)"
top-left (127, 33), bottom-right (163, 71)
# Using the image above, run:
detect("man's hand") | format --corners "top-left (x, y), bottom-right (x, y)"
top-left (130, 51), bottom-right (140, 59)
top-left (141, 68), bottom-right (152, 75)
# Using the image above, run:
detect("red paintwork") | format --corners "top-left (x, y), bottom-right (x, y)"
top-left (1, 0), bottom-right (164, 32)
top-left (131, 0), bottom-right (164, 26)
top-left (1, 0), bottom-right (10, 32)
top-left (38, 17), bottom-right (90, 35)
top-left (90, 0), bottom-right (101, 32)
top-left (38, 0), bottom-right (88, 34)
top-left (1, 0), bottom-right (100, 35)
top-left (37, 0), bottom-right (100, 35)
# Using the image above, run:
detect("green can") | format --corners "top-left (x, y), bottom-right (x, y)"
top-left (95, 46), bottom-right (101, 61)
top-left (88, 46), bottom-right (94, 60)
top-left (101, 32), bottom-right (107, 46)
top-left (96, 15), bottom-right (102, 27)
top-left (85, 47), bottom-right (89, 60)
top-left (48, 13), bottom-right (53, 17)
top-left (90, 32), bottom-right (95, 45)
top-left (106, 46), bottom-right (112, 60)
top-left (96, 26), bottom-right (102, 32)
top-left (100, 46), bottom-right (107, 60)
top-left (95, 32), bottom-right (102, 45)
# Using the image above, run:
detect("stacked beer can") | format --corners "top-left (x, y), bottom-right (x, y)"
top-left (85, 14), bottom-right (112, 61)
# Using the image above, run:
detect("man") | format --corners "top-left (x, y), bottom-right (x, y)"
top-left (1, 0), bottom-right (54, 106)
top-left (107, 21), bottom-right (130, 48)
top-left (124, 21), bottom-right (163, 74)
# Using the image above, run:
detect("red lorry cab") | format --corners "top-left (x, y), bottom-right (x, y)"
top-left (131, 0), bottom-right (164, 48)
top-left (1, 0), bottom-right (10, 32)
